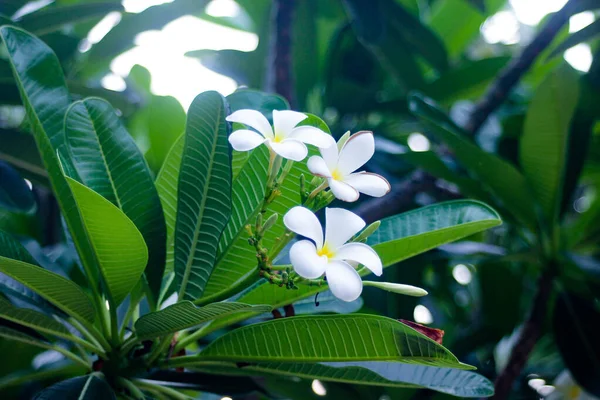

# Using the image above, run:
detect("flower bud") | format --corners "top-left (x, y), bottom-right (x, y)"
top-left (363, 281), bottom-right (428, 297)
top-left (261, 213), bottom-right (279, 233)
top-left (352, 220), bottom-right (381, 242)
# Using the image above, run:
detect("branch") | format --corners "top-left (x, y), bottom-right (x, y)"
top-left (492, 268), bottom-right (555, 399)
top-left (269, 0), bottom-right (296, 107)
top-left (464, 0), bottom-right (578, 134)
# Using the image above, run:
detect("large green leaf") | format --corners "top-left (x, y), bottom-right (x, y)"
top-left (0, 161), bottom-right (35, 213)
top-left (423, 56), bottom-right (510, 104)
top-left (155, 133), bottom-right (184, 276)
top-left (409, 93), bottom-right (537, 230)
top-left (32, 375), bottom-right (116, 400)
top-left (0, 26), bottom-right (102, 292)
top-left (66, 177), bottom-right (148, 306)
top-left (134, 301), bottom-right (271, 339)
top-left (174, 91), bottom-right (231, 301)
top-left (0, 296), bottom-right (73, 343)
top-left (198, 314), bottom-right (470, 368)
top-left (0, 256), bottom-right (95, 323)
top-left (191, 362), bottom-right (494, 397)
top-left (65, 97), bottom-right (166, 304)
top-left (198, 116), bottom-right (329, 304)
top-left (201, 200), bottom-right (501, 332)
top-left (520, 65), bottom-right (579, 226)
top-left (15, 2), bottom-right (124, 36)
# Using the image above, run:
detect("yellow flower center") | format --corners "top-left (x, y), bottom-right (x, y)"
top-left (273, 135), bottom-right (284, 143)
top-left (331, 169), bottom-right (343, 181)
top-left (317, 243), bottom-right (335, 259)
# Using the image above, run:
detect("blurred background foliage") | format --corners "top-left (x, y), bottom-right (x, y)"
top-left (1, 0), bottom-right (600, 399)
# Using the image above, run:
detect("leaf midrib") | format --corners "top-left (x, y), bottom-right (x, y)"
top-left (178, 102), bottom-right (224, 300)
top-left (82, 101), bottom-right (124, 209)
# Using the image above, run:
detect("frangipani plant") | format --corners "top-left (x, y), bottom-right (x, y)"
top-left (0, 26), bottom-right (502, 399)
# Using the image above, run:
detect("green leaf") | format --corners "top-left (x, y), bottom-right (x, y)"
top-left (32, 375), bottom-right (116, 400)
top-left (368, 199), bottom-right (501, 266)
top-left (226, 90), bottom-right (289, 119)
top-left (343, 0), bottom-right (425, 90)
top-left (155, 133), bottom-right (184, 277)
top-left (0, 128), bottom-right (46, 186)
top-left (174, 91), bottom-right (232, 301)
top-left (549, 19), bottom-right (600, 59)
top-left (198, 314), bottom-right (471, 368)
top-left (134, 301), bottom-right (272, 339)
top-left (0, 296), bottom-right (73, 343)
top-left (0, 26), bottom-right (103, 295)
top-left (553, 291), bottom-right (600, 396)
top-left (0, 255), bottom-right (95, 323)
top-left (0, 161), bottom-right (35, 213)
top-left (0, 1), bottom-right (28, 16)
top-left (65, 97), bottom-right (166, 305)
top-left (157, 91), bottom-right (288, 296)
top-left (429, 0), bottom-right (505, 58)
top-left (520, 65), bottom-right (580, 225)
top-left (192, 362), bottom-right (494, 397)
top-left (0, 231), bottom-right (56, 312)
top-left (423, 56), bottom-right (510, 104)
top-left (15, 2), bottom-right (124, 36)
top-left (400, 151), bottom-right (500, 211)
top-left (201, 200), bottom-right (501, 331)
top-left (66, 177), bottom-right (148, 306)
top-left (409, 93), bottom-right (537, 230)
top-left (199, 116), bottom-right (330, 304)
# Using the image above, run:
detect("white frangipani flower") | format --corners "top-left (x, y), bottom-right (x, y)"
top-left (226, 109), bottom-right (335, 161)
top-left (307, 131), bottom-right (391, 202)
top-left (284, 206), bottom-right (383, 302)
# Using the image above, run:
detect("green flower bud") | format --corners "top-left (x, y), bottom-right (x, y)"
top-left (353, 220), bottom-right (381, 242)
top-left (262, 213), bottom-right (279, 233)
top-left (363, 281), bottom-right (428, 297)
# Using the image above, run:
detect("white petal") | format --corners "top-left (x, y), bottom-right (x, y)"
top-left (289, 240), bottom-right (328, 279)
top-left (273, 110), bottom-right (307, 138)
top-left (228, 129), bottom-right (266, 151)
top-left (324, 208), bottom-right (365, 249)
top-left (226, 109), bottom-right (274, 139)
top-left (326, 260), bottom-right (363, 302)
top-left (334, 242), bottom-right (382, 276)
top-left (283, 206), bottom-right (323, 248)
top-left (338, 131), bottom-right (375, 175)
top-left (345, 172), bottom-right (391, 197)
top-left (328, 179), bottom-right (359, 202)
top-left (320, 142), bottom-right (339, 171)
top-left (289, 126), bottom-right (336, 148)
top-left (270, 139), bottom-right (308, 161)
top-left (307, 156), bottom-right (332, 177)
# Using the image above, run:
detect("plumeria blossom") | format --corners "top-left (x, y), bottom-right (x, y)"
top-left (307, 131), bottom-right (391, 202)
top-left (284, 206), bottom-right (383, 302)
top-left (226, 109), bottom-right (335, 161)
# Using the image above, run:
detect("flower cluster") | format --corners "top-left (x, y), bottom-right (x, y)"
top-left (227, 109), bottom-right (424, 302)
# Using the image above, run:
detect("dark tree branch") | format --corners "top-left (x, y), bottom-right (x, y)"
top-left (269, 0), bottom-right (296, 107)
top-left (464, 0), bottom-right (578, 134)
top-left (492, 268), bottom-right (555, 400)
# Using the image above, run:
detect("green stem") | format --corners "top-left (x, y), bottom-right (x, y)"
top-left (51, 345), bottom-right (90, 371)
top-left (69, 318), bottom-right (111, 355)
top-left (146, 335), bottom-right (173, 367)
top-left (133, 379), bottom-right (191, 400)
top-left (119, 335), bottom-right (140, 356)
top-left (120, 297), bottom-right (141, 339)
top-left (118, 377), bottom-right (146, 400)
top-left (0, 363), bottom-right (82, 390)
